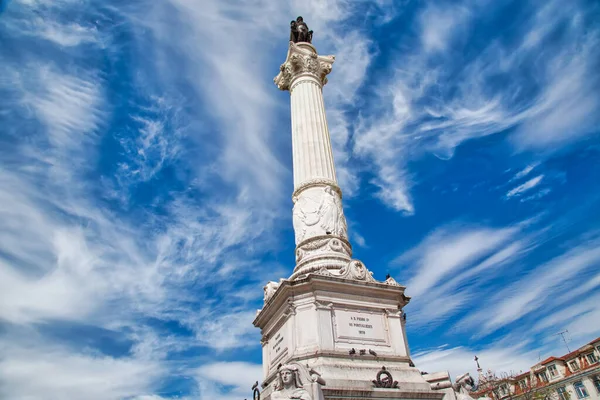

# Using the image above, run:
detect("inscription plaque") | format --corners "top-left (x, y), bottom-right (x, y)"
top-left (334, 309), bottom-right (387, 343)
top-left (269, 330), bottom-right (289, 365)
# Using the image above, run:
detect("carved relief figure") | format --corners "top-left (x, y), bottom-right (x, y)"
top-left (292, 192), bottom-right (321, 244)
top-left (292, 186), bottom-right (348, 244)
top-left (272, 364), bottom-right (312, 400)
top-left (320, 186), bottom-right (347, 238)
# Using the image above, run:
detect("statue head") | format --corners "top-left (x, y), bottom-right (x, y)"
top-left (276, 364), bottom-right (303, 390)
top-left (296, 16), bottom-right (303, 23)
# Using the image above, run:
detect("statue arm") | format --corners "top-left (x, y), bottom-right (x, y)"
top-left (289, 22), bottom-right (298, 42)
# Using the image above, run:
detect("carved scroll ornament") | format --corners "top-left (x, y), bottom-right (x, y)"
top-left (274, 42), bottom-right (335, 91)
top-left (338, 259), bottom-right (377, 283)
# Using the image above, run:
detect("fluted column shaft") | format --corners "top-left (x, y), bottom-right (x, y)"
top-left (274, 41), bottom-right (352, 279)
top-left (290, 76), bottom-right (337, 188)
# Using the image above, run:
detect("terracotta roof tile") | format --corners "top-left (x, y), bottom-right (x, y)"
top-left (561, 349), bottom-right (582, 360)
top-left (540, 356), bottom-right (563, 365)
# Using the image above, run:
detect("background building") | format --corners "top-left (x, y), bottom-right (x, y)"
top-left (473, 338), bottom-right (600, 400)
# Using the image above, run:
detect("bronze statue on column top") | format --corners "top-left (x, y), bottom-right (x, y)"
top-left (290, 16), bottom-right (313, 44)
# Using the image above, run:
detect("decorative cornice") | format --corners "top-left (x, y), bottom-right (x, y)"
top-left (289, 349), bottom-right (413, 364)
top-left (274, 41), bottom-right (335, 91)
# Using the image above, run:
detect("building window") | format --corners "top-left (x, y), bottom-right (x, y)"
top-left (557, 386), bottom-right (568, 400)
top-left (570, 361), bottom-right (580, 372)
top-left (548, 365), bottom-right (558, 377)
top-left (593, 376), bottom-right (600, 393)
top-left (538, 372), bottom-right (549, 383)
top-left (573, 381), bottom-right (588, 399)
top-left (519, 380), bottom-right (528, 390)
top-left (586, 353), bottom-right (597, 364)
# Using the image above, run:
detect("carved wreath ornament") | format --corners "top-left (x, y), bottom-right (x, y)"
top-left (372, 366), bottom-right (399, 389)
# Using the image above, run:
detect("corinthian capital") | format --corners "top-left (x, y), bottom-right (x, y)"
top-left (274, 41), bottom-right (335, 91)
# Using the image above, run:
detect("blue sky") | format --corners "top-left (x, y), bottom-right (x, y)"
top-left (0, 0), bottom-right (599, 398)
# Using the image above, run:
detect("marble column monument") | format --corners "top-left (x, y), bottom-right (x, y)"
top-left (254, 17), bottom-right (443, 400)
top-left (274, 34), bottom-right (350, 281)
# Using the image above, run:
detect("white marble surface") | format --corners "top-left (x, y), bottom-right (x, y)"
top-left (255, 274), bottom-right (425, 393)
top-left (274, 42), bottom-right (352, 278)
top-left (259, 41), bottom-right (442, 400)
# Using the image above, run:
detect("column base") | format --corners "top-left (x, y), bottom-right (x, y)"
top-left (292, 235), bottom-right (352, 280)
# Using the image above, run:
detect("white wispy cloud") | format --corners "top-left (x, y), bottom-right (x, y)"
top-left (0, 331), bottom-right (165, 400)
top-left (394, 221), bottom-right (536, 328)
top-left (420, 4), bottom-right (471, 53)
top-left (3, 0), bottom-right (100, 47)
top-left (196, 361), bottom-right (263, 399)
top-left (324, 30), bottom-right (373, 196)
top-left (458, 238), bottom-right (600, 337)
top-left (354, 77), bottom-right (415, 213)
top-left (38, 21), bottom-right (99, 47)
top-left (413, 341), bottom-right (538, 380)
top-left (397, 224), bottom-right (519, 297)
top-left (0, 1), bottom-right (381, 398)
top-left (509, 163), bottom-right (539, 182)
top-left (534, 290), bottom-right (600, 335)
top-left (506, 175), bottom-right (544, 198)
top-left (36, 75), bottom-right (102, 135)
top-left (351, 0), bottom-right (600, 213)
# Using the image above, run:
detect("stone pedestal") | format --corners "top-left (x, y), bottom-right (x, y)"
top-left (254, 273), bottom-right (442, 400)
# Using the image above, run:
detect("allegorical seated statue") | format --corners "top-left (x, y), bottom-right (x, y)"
top-left (289, 16), bottom-right (313, 44)
top-left (271, 364), bottom-right (312, 400)
top-left (454, 373), bottom-right (477, 400)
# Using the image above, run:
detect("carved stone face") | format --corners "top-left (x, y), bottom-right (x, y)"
top-left (281, 369), bottom-right (293, 386)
